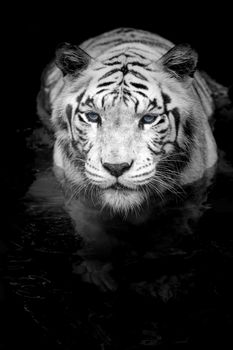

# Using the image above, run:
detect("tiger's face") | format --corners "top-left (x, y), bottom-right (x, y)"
top-left (53, 44), bottom-right (198, 214)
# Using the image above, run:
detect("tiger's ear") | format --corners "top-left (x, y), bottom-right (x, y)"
top-left (158, 44), bottom-right (198, 79)
top-left (55, 43), bottom-right (91, 76)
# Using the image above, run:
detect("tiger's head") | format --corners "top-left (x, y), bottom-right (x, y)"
top-left (50, 42), bottom-right (207, 215)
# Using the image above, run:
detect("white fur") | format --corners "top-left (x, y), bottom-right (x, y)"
top-left (40, 28), bottom-right (218, 216)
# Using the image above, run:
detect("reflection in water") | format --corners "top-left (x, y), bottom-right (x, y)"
top-left (6, 109), bottom-right (233, 348)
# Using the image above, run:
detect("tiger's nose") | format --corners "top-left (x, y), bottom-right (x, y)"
top-left (102, 162), bottom-right (132, 177)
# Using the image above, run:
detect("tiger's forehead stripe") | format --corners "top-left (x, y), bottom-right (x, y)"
top-left (69, 61), bottom-right (168, 115)
top-left (97, 81), bottom-right (115, 88)
top-left (71, 71), bottom-right (169, 116)
top-left (57, 41), bottom-right (175, 118)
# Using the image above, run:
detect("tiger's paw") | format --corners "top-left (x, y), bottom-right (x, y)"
top-left (73, 260), bottom-right (117, 292)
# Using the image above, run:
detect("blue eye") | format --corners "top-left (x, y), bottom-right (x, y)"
top-left (86, 112), bottom-right (101, 123)
top-left (141, 114), bottom-right (157, 124)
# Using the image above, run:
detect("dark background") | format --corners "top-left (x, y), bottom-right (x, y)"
top-left (2, 4), bottom-right (233, 349)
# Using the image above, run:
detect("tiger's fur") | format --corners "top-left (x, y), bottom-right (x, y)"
top-left (34, 28), bottom-right (219, 287)
top-left (38, 28), bottom-right (217, 214)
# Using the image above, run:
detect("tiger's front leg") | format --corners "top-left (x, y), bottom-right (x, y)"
top-left (66, 198), bottom-right (118, 291)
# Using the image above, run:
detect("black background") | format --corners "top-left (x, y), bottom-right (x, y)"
top-left (2, 3), bottom-right (233, 349)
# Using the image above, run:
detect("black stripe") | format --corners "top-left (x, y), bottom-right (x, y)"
top-left (130, 82), bottom-right (148, 90)
top-left (71, 140), bottom-right (80, 150)
top-left (82, 140), bottom-right (90, 147)
top-left (78, 135), bottom-right (88, 142)
top-left (183, 118), bottom-right (194, 141)
top-left (76, 126), bottom-right (84, 134)
top-left (96, 88), bottom-right (109, 95)
top-left (112, 92), bottom-right (119, 106)
top-left (75, 90), bottom-right (88, 115)
top-left (66, 104), bottom-right (74, 140)
top-left (123, 96), bottom-right (129, 106)
top-left (116, 78), bottom-right (124, 87)
top-left (66, 104), bottom-right (73, 125)
top-left (147, 98), bottom-right (158, 111)
top-left (161, 92), bottom-right (171, 113)
top-left (98, 68), bottom-right (120, 80)
top-left (129, 70), bottom-right (148, 81)
top-left (171, 108), bottom-right (180, 138)
top-left (97, 81), bottom-right (115, 88)
top-left (152, 139), bottom-right (163, 146)
top-left (101, 95), bottom-right (107, 108)
top-left (121, 65), bottom-right (129, 75)
top-left (147, 144), bottom-right (162, 155)
top-left (123, 88), bottom-right (132, 96)
top-left (94, 66), bottom-right (107, 71)
top-left (85, 96), bottom-right (95, 107)
top-left (157, 128), bottom-right (168, 135)
top-left (133, 90), bottom-right (147, 98)
top-left (78, 114), bottom-right (88, 124)
top-left (163, 93), bottom-right (171, 104)
top-left (134, 99), bottom-right (139, 113)
top-left (162, 140), bottom-right (175, 147)
top-left (129, 62), bottom-right (148, 68)
top-left (104, 61), bottom-right (122, 66)
top-left (124, 54), bottom-right (138, 58)
top-left (76, 89), bottom-right (86, 103)
top-left (84, 142), bottom-right (93, 155)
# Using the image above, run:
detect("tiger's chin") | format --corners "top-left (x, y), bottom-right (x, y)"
top-left (100, 188), bottom-right (146, 216)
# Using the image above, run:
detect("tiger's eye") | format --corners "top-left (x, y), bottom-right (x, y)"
top-left (86, 112), bottom-right (101, 123)
top-left (141, 114), bottom-right (157, 124)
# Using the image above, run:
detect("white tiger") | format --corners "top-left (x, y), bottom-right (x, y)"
top-left (32, 28), bottom-right (221, 290)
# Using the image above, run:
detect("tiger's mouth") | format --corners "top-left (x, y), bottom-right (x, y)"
top-left (110, 183), bottom-right (131, 191)
top-left (100, 181), bottom-right (145, 213)
top-left (105, 182), bottom-right (135, 191)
